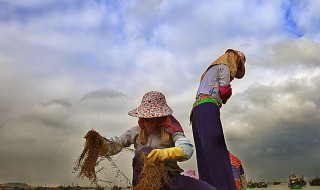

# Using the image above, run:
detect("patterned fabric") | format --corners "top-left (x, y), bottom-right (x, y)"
top-left (138, 115), bottom-right (184, 135)
top-left (192, 94), bottom-right (221, 109)
top-left (128, 91), bottom-right (173, 118)
top-left (235, 179), bottom-right (241, 190)
top-left (201, 49), bottom-right (246, 80)
top-left (235, 50), bottom-right (246, 65)
top-left (234, 50), bottom-right (246, 79)
top-left (229, 152), bottom-right (242, 169)
top-left (184, 169), bottom-right (199, 179)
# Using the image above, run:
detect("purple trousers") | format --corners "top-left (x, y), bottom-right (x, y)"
top-left (132, 147), bottom-right (217, 190)
top-left (192, 102), bottom-right (236, 190)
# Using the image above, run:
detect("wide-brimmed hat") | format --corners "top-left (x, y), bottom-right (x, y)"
top-left (229, 49), bottom-right (246, 79)
top-left (128, 91), bottom-right (173, 118)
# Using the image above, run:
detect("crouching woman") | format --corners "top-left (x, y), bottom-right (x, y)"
top-left (100, 91), bottom-right (216, 190)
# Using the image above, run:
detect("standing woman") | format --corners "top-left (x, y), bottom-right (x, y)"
top-left (191, 49), bottom-right (246, 190)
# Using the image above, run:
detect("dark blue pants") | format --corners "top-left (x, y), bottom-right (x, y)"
top-left (192, 102), bottom-right (236, 190)
top-left (132, 147), bottom-right (217, 190)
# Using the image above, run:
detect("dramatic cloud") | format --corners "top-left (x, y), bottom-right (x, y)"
top-left (81, 88), bottom-right (125, 101)
top-left (0, 0), bottom-right (319, 187)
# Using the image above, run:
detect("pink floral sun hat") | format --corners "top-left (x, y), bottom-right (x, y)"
top-left (128, 91), bottom-right (173, 118)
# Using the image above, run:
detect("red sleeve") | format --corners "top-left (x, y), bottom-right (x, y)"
top-left (220, 84), bottom-right (232, 101)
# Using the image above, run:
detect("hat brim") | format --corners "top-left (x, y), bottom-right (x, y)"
top-left (128, 106), bottom-right (173, 118)
top-left (235, 62), bottom-right (245, 79)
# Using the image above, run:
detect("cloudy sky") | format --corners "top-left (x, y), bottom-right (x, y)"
top-left (1, 0), bottom-right (320, 187)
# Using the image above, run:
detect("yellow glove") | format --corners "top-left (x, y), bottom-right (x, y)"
top-left (147, 147), bottom-right (184, 162)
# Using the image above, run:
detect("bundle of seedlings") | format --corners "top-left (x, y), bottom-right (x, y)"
top-left (75, 130), bottom-right (174, 189)
top-left (133, 153), bottom-right (170, 190)
top-left (74, 130), bottom-right (108, 183)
